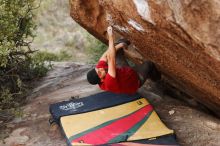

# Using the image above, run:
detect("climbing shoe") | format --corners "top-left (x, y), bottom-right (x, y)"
top-left (114, 38), bottom-right (131, 47)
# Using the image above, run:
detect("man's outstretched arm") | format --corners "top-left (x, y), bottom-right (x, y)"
top-left (106, 26), bottom-right (116, 78)
top-left (98, 40), bottom-right (126, 62)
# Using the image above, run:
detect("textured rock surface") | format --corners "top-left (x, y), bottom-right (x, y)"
top-left (69, 0), bottom-right (220, 116)
top-left (1, 62), bottom-right (220, 146)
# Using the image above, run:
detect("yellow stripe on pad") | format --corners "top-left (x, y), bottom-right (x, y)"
top-left (60, 98), bottom-right (173, 145)
top-left (128, 111), bottom-right (173, 140)
top-left (61, 98), bottom-right (148, 138)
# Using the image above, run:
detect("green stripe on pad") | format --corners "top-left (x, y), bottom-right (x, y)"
top-left (108, 110), bottom-right (153, 143)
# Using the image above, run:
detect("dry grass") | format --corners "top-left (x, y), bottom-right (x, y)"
top-left (32, 0), bottom-right (100, 63)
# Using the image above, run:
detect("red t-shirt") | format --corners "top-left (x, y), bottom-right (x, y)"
top-left (96, 60), bottom-right (140, 94)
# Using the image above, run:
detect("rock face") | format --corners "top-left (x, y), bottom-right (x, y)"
top-left (69, 0), bottom-right (220, 117)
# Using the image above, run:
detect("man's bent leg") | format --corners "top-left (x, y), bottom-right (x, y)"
top-left (114, 40), bottom-right (130, 68)
top-left (115, 49), bottom-right (129, 68)
top-left (133, 61), bottom-right (161, 87)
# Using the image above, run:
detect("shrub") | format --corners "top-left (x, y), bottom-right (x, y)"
top-left (85, 35), bottom-right (107, 63)
top-left (0, 0), bottom-right (52, 114)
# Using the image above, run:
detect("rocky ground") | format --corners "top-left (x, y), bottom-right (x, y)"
top-left (1, 62), bottom-right (220, 146)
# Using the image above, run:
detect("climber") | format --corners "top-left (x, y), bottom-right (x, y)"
top-left (87, 26), bottom-right (161, 94)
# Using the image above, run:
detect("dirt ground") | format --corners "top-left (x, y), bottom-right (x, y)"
top-left (1, 62), bottom-right (220, 146)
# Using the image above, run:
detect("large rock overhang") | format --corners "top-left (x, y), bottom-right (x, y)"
top-left (69, 0), bottom-right (220, 117)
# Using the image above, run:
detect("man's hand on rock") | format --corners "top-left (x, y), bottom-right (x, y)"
top-left (107, 26), bottom-right (113, 37)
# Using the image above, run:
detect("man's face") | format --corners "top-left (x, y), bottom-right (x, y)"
top-left (95, 68), bottom-right (106, 82)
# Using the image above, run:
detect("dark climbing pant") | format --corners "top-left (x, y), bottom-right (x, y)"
top-left (133, 61), bottom-right (161, 87)
top-left (115, 50), bottom-right (161, 87)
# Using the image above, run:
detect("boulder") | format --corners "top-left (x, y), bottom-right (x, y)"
top-left (69, 0), bottom-right (220, 117)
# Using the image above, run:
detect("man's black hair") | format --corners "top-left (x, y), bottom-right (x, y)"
top-left (87, 68), bottom-right (101, 85)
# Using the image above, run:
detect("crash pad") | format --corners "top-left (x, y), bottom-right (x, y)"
top-left (49, 92), bottom-right (178, 146)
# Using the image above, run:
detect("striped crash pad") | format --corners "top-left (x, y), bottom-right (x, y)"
top-left (49, 92), bottom-right (178, 146)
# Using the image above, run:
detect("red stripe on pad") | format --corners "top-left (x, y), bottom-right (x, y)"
top-left (72, 105), bottom-right (153, 145)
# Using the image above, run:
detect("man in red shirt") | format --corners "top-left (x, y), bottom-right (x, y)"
top-left (87, 26), bottom-right (161, 94)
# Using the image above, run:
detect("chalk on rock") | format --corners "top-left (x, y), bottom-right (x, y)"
top-left (169, 110), bottom-right (175, 115)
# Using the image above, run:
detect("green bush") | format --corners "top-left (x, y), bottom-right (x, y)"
top-left (0, 0), bottom-right (52, 113)
top-left (86, 35), bottom-right (107, 63)
top-left (33, 50), bottom-right (72, 62)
